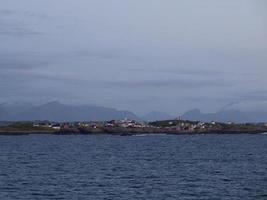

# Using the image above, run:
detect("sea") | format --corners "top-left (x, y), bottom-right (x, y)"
top-left (0, 134), bottom-right (266, 200)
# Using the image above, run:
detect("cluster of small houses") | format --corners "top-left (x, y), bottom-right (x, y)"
top-left (164, 121), bottom-right (267, 132)
top-left (33, 122), bottom-right (66, 130)
top-left (33, 118), bottom-right (267, 132)
top-left (163, 121), bottom-right (217, 132)
top-left (33, 118), bottom-right (147, 130)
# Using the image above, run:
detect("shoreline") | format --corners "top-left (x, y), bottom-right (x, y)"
top-left (0, 130), bottom-right (266, 136)
top-left (1, 119), bottom-right (267, 136)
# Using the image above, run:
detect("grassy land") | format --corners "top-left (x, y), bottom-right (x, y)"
top-left (0, 122), bottom-right (54, 133)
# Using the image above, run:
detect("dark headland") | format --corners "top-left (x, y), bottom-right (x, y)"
top-left (1, 119), bottom-right (267, 136)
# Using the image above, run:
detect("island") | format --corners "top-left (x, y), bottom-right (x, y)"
top-left (0, 118), bottom-right (267, 135)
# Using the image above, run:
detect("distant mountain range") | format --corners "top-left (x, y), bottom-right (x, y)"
top-left (182, 108), bottom-right (267, 123)
top-left (1, 101), bottom-right (267, 123)
top-left (181, 101), bottom-right (267, 123)
top-left (0, 101), bottom-right (140, 122)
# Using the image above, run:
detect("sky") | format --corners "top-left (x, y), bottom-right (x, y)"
top-left (0, 0), bottom-right (267, 115)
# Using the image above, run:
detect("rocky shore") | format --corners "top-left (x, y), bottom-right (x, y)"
top-left (1, 119), bottom-right (267, 136)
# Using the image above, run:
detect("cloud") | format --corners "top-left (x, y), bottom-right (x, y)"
top-left (0, 52), bottom-right (51, 70)
top-left (95, 79), bottom-right (233, 89)
top-left (0, 0), bottom-right (266, 114)
top-left (0, 9), bottom-right (50, 20)
top-left (0, 25), bottom-right (40, 36)
top-left (238, 90), bottom-right (267, 101)
top-left (125, 67), bottom-right (221, 76)
top-left (0, 9), bottom-right (42, 37)
top-left (13, 71), bottom-right (233, 89)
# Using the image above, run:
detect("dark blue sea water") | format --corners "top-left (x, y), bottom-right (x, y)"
top-left (0, 134), bottom-right (267, 200)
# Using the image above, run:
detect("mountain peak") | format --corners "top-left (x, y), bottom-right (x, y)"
top-left (0, 101), bottom-right (140, 122)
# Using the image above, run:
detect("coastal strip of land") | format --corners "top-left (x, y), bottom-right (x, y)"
top-left (1, 119), bottom-right (267, 136)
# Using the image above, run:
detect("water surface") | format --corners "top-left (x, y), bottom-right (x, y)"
top-left (0, 134), bottom-right (266, 199)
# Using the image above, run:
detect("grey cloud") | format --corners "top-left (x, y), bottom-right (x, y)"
top-left (0, 0), bottom-right (266, 114)
top-left (0, 9), bottom-right (42, 36)
top-left (0, 25), bottom-right (40, 36)
top-left (0, 9), bottom-right (50, 20)
top-left (0, 9), bottom-right (13, 15)
top-left (238, 90), bottom-right (267, 101)
top-left (16, 72), bottom-right (234, 89)
top-left (71, 49), bottom-right (146, 62)
top-left (96, 79), bottom-right (234, 89)
top-left (125, 67), bottom-right (221, 76)
top-left (72, 49), bottom-right (124, 60)
top-left (0, 53), bottom-right (52, 70)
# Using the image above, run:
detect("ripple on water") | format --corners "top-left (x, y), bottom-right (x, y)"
top-left (0, 134), bottom-right (266, 200)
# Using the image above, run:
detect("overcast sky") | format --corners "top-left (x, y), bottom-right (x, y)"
top-left (0, 0), bottom-right (266, 115)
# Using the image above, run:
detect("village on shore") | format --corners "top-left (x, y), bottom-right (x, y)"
top-left (1, 117), bottom-right (267, 135)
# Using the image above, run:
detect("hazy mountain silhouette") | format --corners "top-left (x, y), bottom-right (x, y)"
top-left (0, 107), bottom-right (9, 121)
top-left (0, 101), bottom-right (140, 122)
top-left (0, 102), bottom-right (33, 116)
top-left (142, 111), bottom-right (175, 122)
top-left (1, 101), bottom-right (267, 123)
top-left (182, 108), bottom-right (267, 123)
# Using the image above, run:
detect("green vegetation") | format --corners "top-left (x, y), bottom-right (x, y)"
top-left (0, 122), bottom-right (54, 132)
top-left (149, 119), bottom-right (267, 134)
top-left (0, 119), bottom-right (266, 135)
